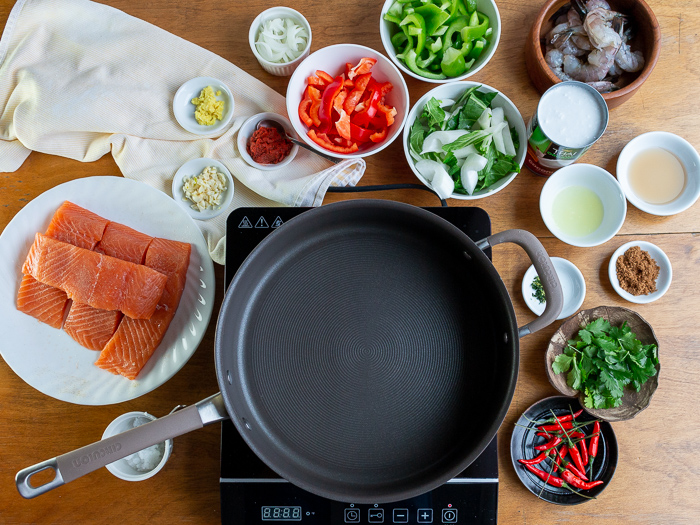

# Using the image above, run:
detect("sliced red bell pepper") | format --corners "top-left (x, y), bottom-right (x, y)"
top-left (308, 130), bottom-right (359, 154)
top-left (343, 79), bottom-right (354, 88)
top-left (308, 86), bottom-right (322, 128)
top-left (343, 72), bottom-right (371, 114)
top-left (298, 87), bottom-right (314, 127)
top-left (318, 76), bottom-right (344, 132)
top-left (333, 90), bottom-right (348, 115)
top-left (377, 102), bottom-right (397, 127)
top-left (307, 75), bottom-right (329, 88)
top-left (347, 57), bottom-right (377, 80)
top-left (369, 127), bottom-right (388, 143)
top-left (351, 88), bottom-right (382, 128)
top-left (350, 122), bottom-right (374, 143)
top-left (316, 70), bottom-right (334, 84)
top-left (335, 109), bottom-right (351, 141)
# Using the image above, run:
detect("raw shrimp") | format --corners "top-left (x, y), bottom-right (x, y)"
top-left (545, 48), bottom-right (574, 81)
top-left (584, 7), bottom-right (622, 50)
top-left (562, 46), bottom-right (617, 82)
top-left (615, 43), bottom-right (644, 72)
top-left (587, 80), bottom-right (620, 92)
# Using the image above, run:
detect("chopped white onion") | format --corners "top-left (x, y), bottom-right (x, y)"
top-left (255, 17), bottom-right (309, 64)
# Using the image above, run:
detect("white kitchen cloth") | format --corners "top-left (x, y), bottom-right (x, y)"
top-left (0, 0), bottom-right (365, 264)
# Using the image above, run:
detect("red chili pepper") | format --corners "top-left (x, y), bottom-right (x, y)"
top-left (552, 446), bottom-right (588, 480)
top-left (560, 469), bottom-right (604, 490)
top-left (538, 421), bottom-right (574, 432)
top-left (551, 409), bottom-right (584, 423)
top-left (517, 452), bottom-right (549, 466)
top-left (554, 444), bottom-right (568, 466)
top-left (567, 438), bottom-right (588, 476)
top-left (534, 436), bottom-right (562, 451)
top-left (588, 420), bottom-right (601, 473)
top-left (570, 431), bottom-right (585, 439)
top-left (521, 463), bottom-right (564, 488)
top-left (578, 440), bottom-right (589, 469)
top-left (318, 76), bottom-right (344, 132)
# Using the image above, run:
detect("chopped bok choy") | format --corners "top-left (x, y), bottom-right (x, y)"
top-left (409, 86), bottom-right (521, 197)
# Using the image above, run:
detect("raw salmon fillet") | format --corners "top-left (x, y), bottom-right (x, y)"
top-left (22, 233), bottom-right (168, 319)
top-left (16, 275), bottom-right (70, 329)
top-left (95, 222), bottom-right (153, 264)
top-left (96, 238), bottom-right (191, 379)
top-left (63, 302), bottom-right (123, 351)
top-left (45, 201), bottom-right (109, 250)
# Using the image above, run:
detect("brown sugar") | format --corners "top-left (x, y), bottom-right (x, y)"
top-left (615, 246), bottom-right (660, 296)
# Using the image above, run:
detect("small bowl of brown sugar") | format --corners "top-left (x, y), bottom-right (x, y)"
top-left (608, 241), bottom-right (672, 304)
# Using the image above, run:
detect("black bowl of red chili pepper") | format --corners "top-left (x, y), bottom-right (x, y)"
top-left (510, 396), bottom-right (618, 504)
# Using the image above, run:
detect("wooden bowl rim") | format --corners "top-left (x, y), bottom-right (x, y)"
top-left (530, 0), bottom-right (661, 101)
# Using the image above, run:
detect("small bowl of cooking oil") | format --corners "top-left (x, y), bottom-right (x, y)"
top-left (539, 163), bottom-right (627, 247)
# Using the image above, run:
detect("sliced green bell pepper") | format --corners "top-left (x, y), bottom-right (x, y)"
top-left (461, 12), bottom-right (489, 41)
top-left (414, 4), bottom-right (450, 36)
top-left (442, 15), bottom-right (469, 53)
top-left (384, 13), bottom-right (403, 26)
top-left (404, 48), bottom-right (447, 80)
top-left (391, 31), bottom-right (408, 50)
top-left (441, 47), bottom-right (467, 77)
top-left (400, 12), bottom-right (427, 55)
top-left (467, 38), bottom-right (486, 60)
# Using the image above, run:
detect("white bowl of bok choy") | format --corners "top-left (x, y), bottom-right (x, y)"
top-left (403, 82), bottom-right (526, 200)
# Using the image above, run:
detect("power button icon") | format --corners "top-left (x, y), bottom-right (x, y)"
top-left (442, 508), bottom-right (458, 523)
top-left (344, 508), bottom-right (360, 523)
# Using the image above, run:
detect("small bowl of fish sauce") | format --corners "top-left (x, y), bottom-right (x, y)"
top-left (616, 131), bottom-right (700, 216)
top-left (525, 0), bottom-right (661, 108)
top-left (540, 163), bottom-right (626, 247)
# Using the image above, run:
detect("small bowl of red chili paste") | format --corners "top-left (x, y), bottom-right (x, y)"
top-left (238, 112), bottom-right (298, 170)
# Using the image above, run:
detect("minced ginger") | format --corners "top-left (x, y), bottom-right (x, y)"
top-left (191, 86), bottom-right (224, 125)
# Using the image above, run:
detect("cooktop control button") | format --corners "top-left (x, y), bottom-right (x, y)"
top-left (417, 508), bottom-right (433, 523)
top-left (368, 508), bottom-right (384, 523)
top-left (344, 508), bottom-right (360, 523)
top-left (392, 508), bottom-right (409, 523)
top-left (442, 508), bottom-right (458, 523)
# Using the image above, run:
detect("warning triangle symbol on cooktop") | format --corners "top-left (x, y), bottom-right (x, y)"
top-left (255, 216), bottom-right (269, 228)
top-left (238, 216), bottom-right (253, 228)
top-left (271, 216), bottom-right (283, 228)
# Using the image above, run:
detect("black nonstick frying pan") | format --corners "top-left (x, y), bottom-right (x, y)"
top-left (17, 200), bottom-right (563, 501)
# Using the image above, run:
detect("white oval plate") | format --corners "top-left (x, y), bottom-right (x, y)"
top-left (172, 158), bottom-right (235, 219)
top-left (608, 241), bottom-right (672, 304)
top-left (522, 257), bottom-right (585, 320)
top-left (0, 177), bottom-right (216, 405)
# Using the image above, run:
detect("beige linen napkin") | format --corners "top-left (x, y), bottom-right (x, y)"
top-left (0, 0), bottom-right (365, 263)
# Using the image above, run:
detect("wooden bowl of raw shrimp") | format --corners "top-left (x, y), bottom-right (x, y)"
top-left (525, 0), bottom-right (660, 109)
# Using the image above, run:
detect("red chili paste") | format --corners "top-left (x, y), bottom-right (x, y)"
top-left (246, 126), bottom-right (293, 165)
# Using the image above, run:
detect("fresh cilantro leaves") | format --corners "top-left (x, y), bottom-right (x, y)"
top-left (552, 319), bottom-right (659, 409)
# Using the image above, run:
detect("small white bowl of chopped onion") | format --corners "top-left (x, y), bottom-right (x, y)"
top-left (403, 81), bottom-right (526, 200)
top-left (172, 158), bottom-right (234, 220)
top-left (249, 7), bottom-right (312, 77)
top-left (102, 412), bottom-right (173, 482)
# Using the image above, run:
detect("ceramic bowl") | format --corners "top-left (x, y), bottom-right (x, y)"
top-left (285, 44), bottom-right (410, 159)
top-left (608, 240), bottom-right (672, 303)
top-left (616, 131), bottom-right (700, 215)
top-left (379, 0), bottom-right (501, 84)
top-left (249, 7), bottom-right (312, 77)
top-left (522, 257), bottom-right (585, 320)
top-left (511, 396), bottom-right (618, 504)
top-left (171, 158), bottom-right (234, 220)
top-left (525, 0), bottom-right (660, 109)
top-left (173, 77), bottom-right (234, 135)
top-left (101, 412), bottom-right (172, 481)
top-left (403, 82), bottom-right (526, 200)
top-left (545, 306), bottom-right (660, 422)
top-left (540, 163), bottom-right (626, 247)
top-left (237, 113), bottom-right (299, 170)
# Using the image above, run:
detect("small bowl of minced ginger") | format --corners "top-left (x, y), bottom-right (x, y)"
top-left (101, 411), bottom-right (173, 481)
top-left (173, 77), bottom-right (235, 135)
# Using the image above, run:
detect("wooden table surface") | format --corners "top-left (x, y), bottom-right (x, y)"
top-left (1, 0), bottom-right (698, 523)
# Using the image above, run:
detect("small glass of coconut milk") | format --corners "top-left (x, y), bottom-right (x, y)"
top-left (525, 81), bottom-right (609, 176)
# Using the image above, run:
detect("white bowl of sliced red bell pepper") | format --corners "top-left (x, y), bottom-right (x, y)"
top-left (286, 44), bottom-right (410, 158)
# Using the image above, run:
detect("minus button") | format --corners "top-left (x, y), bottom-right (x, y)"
top-left (393, 508), bottom-right (409, 523)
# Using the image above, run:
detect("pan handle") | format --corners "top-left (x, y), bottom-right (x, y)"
top-left (476, 229), bottom-right (563, 338)
top-left (16, 393), bottom-right (228, 499)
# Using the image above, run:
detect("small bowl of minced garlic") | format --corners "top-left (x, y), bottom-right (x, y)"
top-left (173, 77), bottom-right (235, 135)
top-left (172, 158), bottom-right (234, 220)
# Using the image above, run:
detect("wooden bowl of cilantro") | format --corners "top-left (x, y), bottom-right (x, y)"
top-left (545, 306), bottom-right (659, 422)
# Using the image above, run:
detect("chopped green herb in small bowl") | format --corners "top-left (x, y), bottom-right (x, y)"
top-left (402, 82), bottom-right (526, 200)
top-left (531, 276), bottom-right (546, 304)
top-left (545, 306), bottom-right (660, 422)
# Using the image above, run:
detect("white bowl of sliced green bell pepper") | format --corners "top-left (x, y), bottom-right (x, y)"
top-left (380, 0), bottom-right (501, 83)
top-left (403, 82), bottom-right (526, 200)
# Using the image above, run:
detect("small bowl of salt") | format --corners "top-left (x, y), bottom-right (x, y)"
top-left (101, 411), bottom-right (172, 481)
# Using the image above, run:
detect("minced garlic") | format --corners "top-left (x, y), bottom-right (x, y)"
top-left (182, 166), bottom-right (228, 212)
top-left (191, 86), bottom-right (224, 126)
